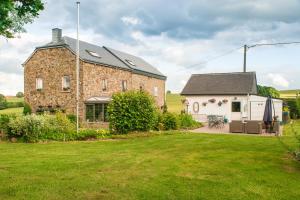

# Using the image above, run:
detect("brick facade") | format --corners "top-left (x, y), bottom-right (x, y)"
top-left (24, 47), bottom-right (166, 126)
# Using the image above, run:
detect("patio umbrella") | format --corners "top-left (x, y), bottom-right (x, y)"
top-left (263, 96), bottom-right (273, 132)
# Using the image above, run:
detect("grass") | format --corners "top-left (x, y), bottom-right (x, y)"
top-left (166, 93), bottom-right (184, 113)
top-left (0, 107), bottom-right (23, 114)
top-left (0, 96), bottom-right (24, 115)
top-left (0, 133), bottom-right (300, 199)
top-left (279, 89), bottom-right (300, 99)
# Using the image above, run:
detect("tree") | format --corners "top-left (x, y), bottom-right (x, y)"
top-left (257, 85), bottom-right (280, 98)
top-left (0, 0), bottom-right (44, 38)
top-left (0, 94), bottom-right (7, 110)
top-left (166, 90), bottom-right (171, 94)
top-left (16, 92), bottom-right (24, 98)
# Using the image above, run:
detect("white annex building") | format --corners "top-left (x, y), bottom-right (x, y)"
top-left (181, 72), bottom-right (283, 122)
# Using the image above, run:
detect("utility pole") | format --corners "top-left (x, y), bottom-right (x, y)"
top-left (243, 44), bottom-right (247, 72)
top-left (76, 1), bottom-right (80, 134)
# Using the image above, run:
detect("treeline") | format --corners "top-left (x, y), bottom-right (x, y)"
top-left (0, 92), bottom-right (24, 110)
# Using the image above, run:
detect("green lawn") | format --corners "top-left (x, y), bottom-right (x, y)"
top-left (0, 133), bottom-right (300, 199)
top-left (0, 107), bottom-right (23, 114)
top-left (6, 96), bottom-right (24, 103)
top-left (166, 93), bottom-right (184, 113)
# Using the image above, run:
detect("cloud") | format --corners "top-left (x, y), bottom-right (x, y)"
top-left (121, 16), bottom-right (141, 26)
top-left (266, 73), bottom-right (289, 88)
top-left (0, 72), bottom-right (23, 95)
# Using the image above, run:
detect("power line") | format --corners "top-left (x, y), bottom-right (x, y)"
top-left (185, 45), bottom-right (243, 69)
top-left (248, 41), bottom-right (300, 48)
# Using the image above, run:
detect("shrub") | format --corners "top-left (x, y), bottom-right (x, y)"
top-left (108, 91), bottom-right (156, 134)
top-left (285, 99), bottom-right (300, 119)
top-left (8, 114), bottom-right (46, 142)
top-left (76, 129), bottom-right (111, 140)
top-left (23, 103), bottom-right (32, 115)
top-left (6, 101), bottom-right (24, 108)
top-left (161, 112), bottom-right (178, 130)
top-left (0, 94), bottom-right (7, 110)
top-left (16, 92), bottom-right (24, 98)
top-left (178, 113), bottom-right (202, 129)
top-left (67, 114), bottom-right (76, 123)
top-left (0, 114), bottom-right (15, 137)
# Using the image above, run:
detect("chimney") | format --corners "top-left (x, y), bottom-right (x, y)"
top-left (52, 28), bottom-right (62, 43)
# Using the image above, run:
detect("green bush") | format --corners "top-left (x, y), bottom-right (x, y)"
top-left (161, 112), bottom-right (179, 130)
top-left (6, 101), bottom-right (24, 108)
top-left (8, 114), bottom-right (46, 142)
top-left (67, 114), bottom-right (76, 123)
top-left (0, 114), bottom-right (15, 137)
top-left (178, 113), bottom-right (202, 129)
top-left (23, 103), bottom-right (32, 115)
top-left (76, 129), bottom-right (111, 140)
top-left (108, 91), bottom-right (157, 134)
top-left (0, 94), bottom-right (7, 110)
top-left (284, 99), bottom-right (300, 119)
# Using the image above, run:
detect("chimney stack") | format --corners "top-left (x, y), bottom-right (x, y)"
top-left (52, 28), bottom-right (62, 43)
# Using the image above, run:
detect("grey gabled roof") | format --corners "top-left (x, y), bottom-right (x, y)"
top-left (34, 36), bottom-right (166, 80)
top-left (181, 72), bottom-right (257, 95)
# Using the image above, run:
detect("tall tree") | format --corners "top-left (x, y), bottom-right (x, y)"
top-left (257, 85), bottom-right (280, 98)
top-left (0, 0), bottom-right (44, 38)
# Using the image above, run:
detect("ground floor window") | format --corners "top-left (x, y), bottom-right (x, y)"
top-left (86, 103), bottom-right (108, 122)
top-left (232, 101), bottom-right (241, 112)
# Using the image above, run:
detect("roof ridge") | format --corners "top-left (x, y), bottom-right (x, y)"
top-left (191, 71), bottom-right (256, 76)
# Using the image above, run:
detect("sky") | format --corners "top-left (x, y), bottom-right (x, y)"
top-left (1, 0), bottom-right (300, 95)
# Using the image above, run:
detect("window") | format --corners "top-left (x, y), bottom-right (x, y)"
top-left (232, 102), bottom-right (241, 112)
top-left (193, 102), bottom-right (199, 113)
top-left (102, 79), bottom-right (108, 91)
top-left (85, 103), bottom-right (108, 122)
top-left (153, 87), bottom-right (158, 97)
top-left (122, 80), bottom-right (127, 92)
top-left (86, 50), bottom-right (101, 58)
top-left (62, 75), bottom-right (70, 91)
top-left (36, 78), bottom-right (43, 90)
top-left (125, 59), bottom-right (135, 66)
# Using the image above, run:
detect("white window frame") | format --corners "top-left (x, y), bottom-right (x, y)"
top-left (154, 87), bottom-right (158, 97)
top-left (102, 79), bottom-right (108, 91)
top-left (36, 78), bottom-right (43, 90)
top-left (62, 75), bottom-right (70, 91)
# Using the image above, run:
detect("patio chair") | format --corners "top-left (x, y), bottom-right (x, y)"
top-left (229, 120), bottom-right (244, 133)
top-left (244, 120), bottom-right (262, 134)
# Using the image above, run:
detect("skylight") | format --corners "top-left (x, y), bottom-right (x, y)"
top-left (86, 50), bottom-right (101, 58)
top-left (125, 59), bottom-right (135, 66)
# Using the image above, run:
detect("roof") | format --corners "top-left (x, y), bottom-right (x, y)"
top-left (31, 36), bottom-right (166, 80)
top-left (181, 72), bottom-right (258, 95)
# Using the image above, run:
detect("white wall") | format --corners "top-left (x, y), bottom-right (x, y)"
top-left (184, 95), bottom-right (249, 122)
top-left (184, 95), bottom-right (283, 122)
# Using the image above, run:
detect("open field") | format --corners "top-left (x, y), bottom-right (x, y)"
top-left (279, 90), bottom-right (300, 99)
top-left (0, 132), bottom-right (299, 200)
top-left (166, 93), bottom-right (184, 113)
top-left (0, 107), bottom-right (23, 114)
top-left (5, 96), bottom-right (24, 103)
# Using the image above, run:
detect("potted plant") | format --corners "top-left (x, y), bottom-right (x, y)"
top-left (222, 99), bottom-right (228, 103)
top-left (208, 98), bottom-right (216, 103)
top-left (202, 102), bottom-right (207, 106)
top-left (218, 101), bottom-right (222, 106)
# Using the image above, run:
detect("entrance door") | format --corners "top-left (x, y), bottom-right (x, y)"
top-left (231, 101), bottom-right (242, 121)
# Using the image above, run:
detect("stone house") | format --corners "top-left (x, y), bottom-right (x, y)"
top-left (23, 28), bottom-right (166, 126)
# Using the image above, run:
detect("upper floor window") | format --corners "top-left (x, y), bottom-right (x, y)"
top-left (36, 78), bottom-right (43, 90)
top-left (62, 75), bottom-right (70, 91)
top-left (153, 87), bottom-right (158, 97)
top-left (122, 80), bottom-right (127, 92)
top-left (102, 79), bottom-right (108, 91)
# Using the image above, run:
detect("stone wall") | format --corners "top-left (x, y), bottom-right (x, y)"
top-left (24, 47), bottom-right (166, 124)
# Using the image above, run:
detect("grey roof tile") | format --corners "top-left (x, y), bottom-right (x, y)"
top-left (37, 36), bottom-right (166, 79)
top-left (181, 72), bottom-right (257, 95)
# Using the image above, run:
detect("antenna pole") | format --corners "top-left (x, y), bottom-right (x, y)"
top-left (243, 44), bottom-right (247, 72)
top-left (76, 1), bottom-right (80, 134)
